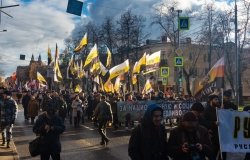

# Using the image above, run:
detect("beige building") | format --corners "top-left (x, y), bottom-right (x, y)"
top-left (127, 38), bottom-right (250, 98)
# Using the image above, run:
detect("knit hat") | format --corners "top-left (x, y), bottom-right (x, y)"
top-left (191, 102), bottom-right (204, 112)
top-left (182, 111), bottom-right (198, 122)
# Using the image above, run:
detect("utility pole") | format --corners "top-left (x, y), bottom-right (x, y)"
top-left (177, 9), bottom-right (182, 97)
top-left (235, 0), bottom-right (239, 107)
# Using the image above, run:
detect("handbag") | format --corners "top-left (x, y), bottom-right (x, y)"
top-left (29, 136), bottom-right (42, 157)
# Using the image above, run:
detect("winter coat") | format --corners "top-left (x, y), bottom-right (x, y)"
top-left (3, 97), bottom-right (18, 125)
top-left (168, 125), bottom-right (213, 160)
top-left (94, 101), bottom-right (113, 121)
top-left (28, 99), bottom-right (40, 118)
top-left (71, 100), bottom-right (83, 117)
top-left (22, 94), bottom-right (31, 108)
top-left (128, 104), bottom-right (169, 160)
top-left (33, 113), bottom-right (65, 154)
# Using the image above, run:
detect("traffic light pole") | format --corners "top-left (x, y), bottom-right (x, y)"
top-left (177, 9), bottom-right (183, 97)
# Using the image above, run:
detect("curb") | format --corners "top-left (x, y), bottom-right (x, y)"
top-left (11, 140), bottom-right (19, 160)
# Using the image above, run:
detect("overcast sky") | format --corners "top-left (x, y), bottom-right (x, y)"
top-left (0, 0), bottom-right (243, 77)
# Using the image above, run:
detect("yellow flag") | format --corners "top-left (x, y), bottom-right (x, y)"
top-left (100, 62), bottom-right (108, 76)
top-left (114, 76), bottom-right (121, 92)
top-left (138, 52), bottom-right (146, 66)
top-left (142, 79), bottom-right (153, 94)
top-left (79, 61), bottom-right (85, 78)
top-left (132, 74), bottom-right (137, 85)
top-left (133, 61), bottom-right (140, 74)
top-left (47, 46), bottom-right (52, 65)
top-left (144, 51), bottom-right (161, 74)
top-left (84, 44), bottom-right (98, 67)
top-left (90, 59), bottom-right (101, 74)
top-left (108, 59), bottom-right (129, 81)
top-left (74, 33), bottom-right (87, 52)
top-left (74, 84), bottom-right (82, 93)
top-left (106, 47), bottom-right (112, 67)
top-left (104, 80), bottom-right (114, 93)
top-left (54, 44), bottom-right (63, 82)
top-left (37, 72), bottom-right (47, 84)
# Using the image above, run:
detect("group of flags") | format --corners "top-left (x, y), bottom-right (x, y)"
top-left (36, 32), bottom-right (162, 94)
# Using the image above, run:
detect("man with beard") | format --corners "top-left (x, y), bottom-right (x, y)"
top-left (168, 111), bottom-right (213, 160)
top-left (203, 95), bottom-right (221, 160)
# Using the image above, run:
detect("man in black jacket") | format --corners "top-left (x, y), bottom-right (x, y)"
top-left (22, 91), bottom-right (31, 120)
top-left (128, 103), bottom-right (169, 160)
top-left (33, 104), bottom-right (65, 160)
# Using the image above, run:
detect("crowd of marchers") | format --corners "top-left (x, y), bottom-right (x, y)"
top-left (1, 87), bottom-right (249, 160)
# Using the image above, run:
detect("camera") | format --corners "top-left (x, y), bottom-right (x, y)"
top-left (187, 144), bottom-right (198, 151)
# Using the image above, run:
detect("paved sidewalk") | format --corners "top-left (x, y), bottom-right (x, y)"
top-left (0, 138), bottom-right (19, 160)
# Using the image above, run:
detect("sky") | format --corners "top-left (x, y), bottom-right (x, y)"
top-left (0, 0), bottom-right (243, 77)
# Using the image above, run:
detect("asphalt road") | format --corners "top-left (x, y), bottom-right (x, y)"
top-left (13, 109), bottom-right (131, 160)
top-left (12, 108), bottom-right (246, 160)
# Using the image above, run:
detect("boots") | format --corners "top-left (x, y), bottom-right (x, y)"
top-left (1, 133), bottom-right (5, 146)
top-left (6, 140), bottom-right (10, 148)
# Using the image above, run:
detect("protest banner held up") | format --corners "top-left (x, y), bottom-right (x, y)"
top-left (218, 109), bottom-right (250, 152)
top-left (117, 100), bottom-right (193, 122)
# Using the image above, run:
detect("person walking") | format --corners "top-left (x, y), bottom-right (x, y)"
top-left (93, 95), bottom-right (113, 146)
top-left (128, 103), bottom-right (169, 160)
top-left (1, 90), bottom-right (18, 148)
top-left (22, 91), bottom-right (31, 120)
top-left (28, 94), bottom-right (40, 124)
top-left (71, 95), bottom-right (83, 128)
top-left (33, 103), bottom-right (65, 160)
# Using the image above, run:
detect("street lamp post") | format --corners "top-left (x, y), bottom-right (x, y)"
top-left (235, 0), bottom-right (239, 107)
top-left (0, 29), bottom-right (7, 32)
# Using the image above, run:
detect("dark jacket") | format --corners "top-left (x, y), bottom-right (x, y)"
top-left (94, 101), bottom-right (113, 121)
top-left (168, 125), bottom-right (213, 160)
top-left (128, 104), bottom-right (169, 160)
top-left (33, 113), bottom-right (65, 154)
top-left (3, 97), bottom-right (18, 125)
top-left (22, 94), bottom-right (31, 108)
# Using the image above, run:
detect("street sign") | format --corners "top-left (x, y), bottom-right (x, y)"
top-left (174, 57), bottom-right (184, 67)
top-left (178, 17), bottom-right (190, 30)
top-left (162, 77), bottom-right (168, 85)
top-left (160, 67), bottom-right (169, 77)
top-left (175, 48), bottom-right (183, 55)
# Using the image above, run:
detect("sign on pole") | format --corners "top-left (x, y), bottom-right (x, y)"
top-left (162, 77), bottom-right (168, 85)
top-left (160, 67), bottom-right (169, 77)
top-left (174, 57), bottom-right (184, 67)
top-left (178, 17), bottom-right (190, 30)
top-left (66, 0), bottom-right (83, 16)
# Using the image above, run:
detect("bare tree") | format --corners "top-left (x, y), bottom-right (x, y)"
top-left (116, 10), bottom-right (146, 61)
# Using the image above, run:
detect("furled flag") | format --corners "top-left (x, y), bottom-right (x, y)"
top-left (74, 33), bottom-right (87, 52)
top-left (195, 57), bottom-right (225, 98)
top-left (84, 44), bottom-right (98, 68)
top-left (142, 79), bottom-right (153, 94)
top-left (106, 47), bottom-right (112, 67)
top-left (54, 44), bottom-right (63, 82)
top-left (114, 76), bottom-right (121, 93)
top-left (132, 62), bottom-right (139, 85)
top-left (77, 61), bottom-right (85, 79)
top-left (108, 59), bottom-right (129, 81)
top-left (144, 51), bottom-right (161, 74)
top-left (37, 72), bottom-right (47, 84)
top-left (67, 54), bottom-right (74, 79)
top-left (48, 45), bottom-right (52, 65)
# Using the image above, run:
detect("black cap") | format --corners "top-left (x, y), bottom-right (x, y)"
top-left (191, 102), bottom-right (204, 112)
top-left (224, 90), bottom-right (232, 97)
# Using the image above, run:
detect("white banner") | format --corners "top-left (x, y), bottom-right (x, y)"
top-left (218, 109), bottom-right (250, 152)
